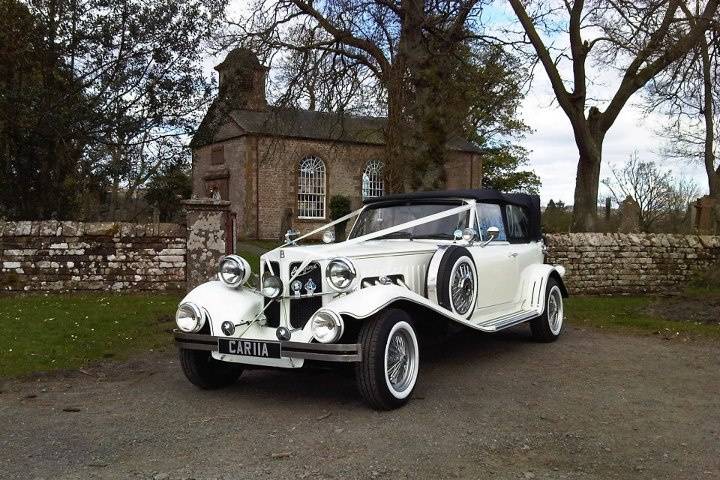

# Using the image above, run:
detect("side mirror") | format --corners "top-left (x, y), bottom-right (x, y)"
top-left (481, 226), bottom-right (500, 247)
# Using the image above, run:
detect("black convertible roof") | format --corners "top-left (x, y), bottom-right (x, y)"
top-left (363, 188), bottom-right (542, 241)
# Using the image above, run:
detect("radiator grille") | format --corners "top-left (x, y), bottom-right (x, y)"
top-left (264, 261), bottom-right (281, 328)
top-left (289, 261), bottom-right (323, 329)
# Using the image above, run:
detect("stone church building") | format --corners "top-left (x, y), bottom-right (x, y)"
top-left (191, 48), bottom-right (483, 240)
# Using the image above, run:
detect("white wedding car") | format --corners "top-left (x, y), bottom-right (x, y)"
top-left (174, 189), bottom-right (567, 410)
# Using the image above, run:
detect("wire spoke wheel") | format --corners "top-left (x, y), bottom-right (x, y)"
top-left (356, 310), bottom-right (420, 410)
top-left (547, 286), bottom-right (564, 335)
top-left (449, 258), bottom-right (476, 316)
top-left (384, 326), bottom-right (417, 395)
top-left (531, 279), bottom-right (565, 342)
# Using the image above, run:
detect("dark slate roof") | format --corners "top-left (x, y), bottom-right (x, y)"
top-left (192, 104), bottom-right (481, 153)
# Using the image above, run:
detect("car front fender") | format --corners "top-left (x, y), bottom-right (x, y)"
top-left (322, 284), bottom-right (464, 323)
top-left (180, 281), bottom-right (264, 332)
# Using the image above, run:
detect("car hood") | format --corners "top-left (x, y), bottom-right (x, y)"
top-left (260, 238), bottom-right (444, 264)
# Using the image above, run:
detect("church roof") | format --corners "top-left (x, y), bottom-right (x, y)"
top-left (192, 104), bottom-right (482, 154)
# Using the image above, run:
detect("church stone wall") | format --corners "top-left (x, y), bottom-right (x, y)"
top-left (0, 221), bottom-right (186, 292)
top-left (254, 137), bottom-right (386, 239)
top-left (544, 233), bottom-right (720, 295)
top-left (249, 137), bottom-right (482, 240)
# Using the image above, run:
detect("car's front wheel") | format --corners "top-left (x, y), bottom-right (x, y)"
top-left (530, 278), bottom-right (564, 342)
top-left (178, 348), bottom-right (244, 389)
top-left (355, 309), bottom-right (420, 410)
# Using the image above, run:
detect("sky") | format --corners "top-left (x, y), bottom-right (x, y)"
top-left (218, 1), bottom-right (711, 206)
top-left (520, 67), bottom-right (709, 205)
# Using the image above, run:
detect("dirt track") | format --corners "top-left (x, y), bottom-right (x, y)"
top-left (1, 326), bottom-right (719, 480)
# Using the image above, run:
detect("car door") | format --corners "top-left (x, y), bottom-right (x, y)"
top-left (504, 204), bottom-right (543, 303)
top-left (469, 202), bottom-right (519, 311)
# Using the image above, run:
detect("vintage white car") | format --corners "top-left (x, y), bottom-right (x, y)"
top-left (174, 189), bottom-right (567, 410)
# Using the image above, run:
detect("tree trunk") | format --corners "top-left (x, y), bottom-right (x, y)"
top-left (384, 65), bottom-right (407, 194)
top-left (571, 111), bottom-right (604, 232)
top-left (571, 149), bottom-right (602, 232)
top-left (700, 34), bottom-right (718, 197)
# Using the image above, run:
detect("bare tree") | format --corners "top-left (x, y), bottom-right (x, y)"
top-left (221, 0), bottom-right (490, 192)
top-left (602, 151), bottom-right (698, 231)
top-left (507, 0), bottom-right (719, 231)
top-left (645, 1), bottom-right (719, 226)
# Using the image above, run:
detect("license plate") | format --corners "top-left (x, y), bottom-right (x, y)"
top-left (217, 338), bottom-right (281, 359)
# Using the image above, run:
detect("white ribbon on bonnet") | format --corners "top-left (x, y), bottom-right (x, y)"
top-left (267, 203), bottom-right (473, 287)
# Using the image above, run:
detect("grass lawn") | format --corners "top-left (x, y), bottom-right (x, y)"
top-left (0, 292), bottom-right (181, 378)
top-left (2, 283), bottom-right (717, 379)
top-left (566, 287), bottom-right (720, 339)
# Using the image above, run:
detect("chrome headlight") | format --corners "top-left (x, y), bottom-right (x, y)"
top-left (175, 302), bottom-right (205, 333)
top-left (218, 255), bottom-right (251, 288)
top-left (262, 274), bottom-right (283, 299)
top-left (310, 310), bottom-right (344, 343)
top-left (325, 257), bottom-right (356, 291)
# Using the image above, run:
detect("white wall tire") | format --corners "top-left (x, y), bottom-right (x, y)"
top-left (356, 309), bottom-right (420, 410)
top-left (530, 278), bottom-right (564, 342)
top-left (383, 321), bottom-right (420, 400)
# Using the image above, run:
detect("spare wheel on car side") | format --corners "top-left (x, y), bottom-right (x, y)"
top-left (429, 246), bottom-right (478, 319)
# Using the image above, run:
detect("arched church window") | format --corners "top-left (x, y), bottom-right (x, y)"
top-left (298, 156), bottom-right (326, 219)
top-left (362, 159), bottom-right (385, 198)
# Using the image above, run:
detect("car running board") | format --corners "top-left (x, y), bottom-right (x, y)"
top-left (472, 309), bottom-right (538, 332)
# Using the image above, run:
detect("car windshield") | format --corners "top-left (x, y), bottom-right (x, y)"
top-left (349, 202), bottom-right (469, 240)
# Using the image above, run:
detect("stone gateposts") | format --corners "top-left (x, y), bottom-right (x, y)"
top-left (183, 199), bottom-right (233, 291)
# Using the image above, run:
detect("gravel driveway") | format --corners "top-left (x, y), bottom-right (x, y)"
top-left (1, 326), bottom-right (718, 480)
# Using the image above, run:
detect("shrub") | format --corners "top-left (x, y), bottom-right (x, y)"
top-left (329, 195), bottom-right (352, 220)
top-left (329, 195), bottom-right (352, 240)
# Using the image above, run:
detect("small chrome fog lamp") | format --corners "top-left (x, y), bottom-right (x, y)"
top-left (218, 255), bottom-right (251, 288)
top-left (221, 321), bottom-right (235, 336)
top-left (175, 302), bottom-right (205, 333)
top-left (310, 310), bottom-right (344, 343)
top-left (262, 275), bottom-right (283, 299)
top-left (276, 326), bottom-right (292, 341)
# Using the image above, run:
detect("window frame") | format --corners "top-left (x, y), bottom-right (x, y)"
top-left (474, 202), bottom-right (508, 242)
top-left (504, 204), bottom-right (531, 243)
top-left (362, 159), bottom-right (385, 199)
top-left (297, 156), bottom-right (327, 220)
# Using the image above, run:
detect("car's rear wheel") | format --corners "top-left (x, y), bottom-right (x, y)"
top-left (178, 348), bottom-right (244, 389)
top-left (530, 278), bottom-right (564, 342)
top-left (355, 309), bottom-right (420, 410)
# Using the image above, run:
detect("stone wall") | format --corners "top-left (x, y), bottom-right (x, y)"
top-left (3, 222), bottom-right (718, 295)
top-left (0, 221), bottom-right (186, 292)
top-left (545, 233), bottom-right (720, 295)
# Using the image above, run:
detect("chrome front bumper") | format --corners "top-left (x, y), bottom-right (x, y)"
top-left (173, 331), bottom-right (362, 363)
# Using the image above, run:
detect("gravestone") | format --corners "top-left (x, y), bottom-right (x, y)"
top-left (694, 195), bottom-right (719, 234)
top-left (617, 195), bottom-right (641, 233)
